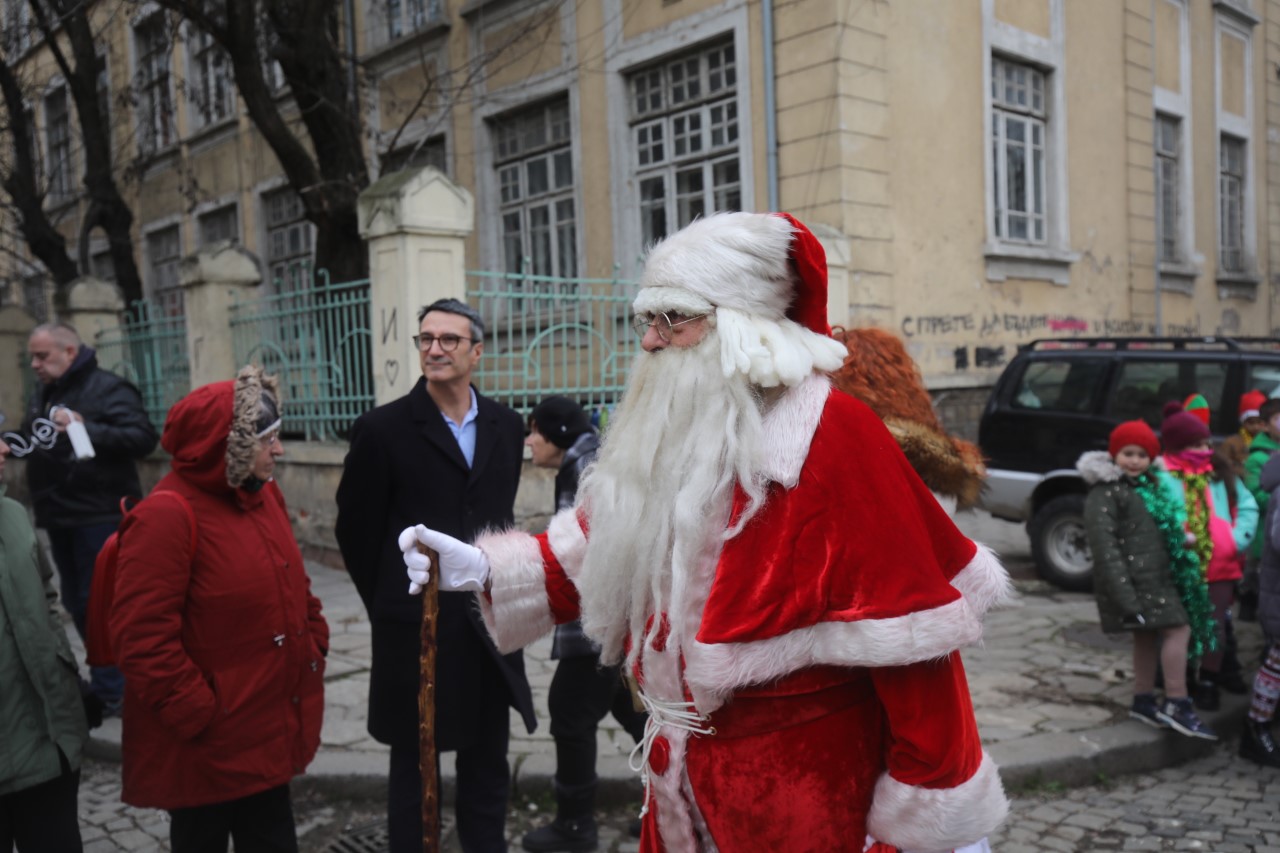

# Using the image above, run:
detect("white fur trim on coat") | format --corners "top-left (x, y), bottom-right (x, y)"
top-left (1077, 450), bottom-right (1121, 485)
top-left (866, 752), bottom-right (1009, 853)
top-left (473, 530), bottom-right (554, 654)
top-left (950, 543), bottom-right (1014, 620)
top-left (758, 375), bottom-right (831, 488)
top-left (682, 596), bottom-right (983, 713)
top-left (546, 508), bottom-right (588, 581)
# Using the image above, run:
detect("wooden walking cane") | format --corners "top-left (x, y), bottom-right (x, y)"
top-left (417, 544), bottom-right (441, 853)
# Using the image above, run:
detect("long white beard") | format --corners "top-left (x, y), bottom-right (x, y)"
top-left (577, 329), bottom-right (766, 667)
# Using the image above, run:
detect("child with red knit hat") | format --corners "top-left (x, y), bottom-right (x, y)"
top-left (1159, 399), bottom-right (1258, 712)
top-left (1078, 420), bottom-right (1213, 737)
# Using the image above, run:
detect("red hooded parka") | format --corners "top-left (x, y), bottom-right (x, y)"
top-left (110, 369), bottom-right (328, 809)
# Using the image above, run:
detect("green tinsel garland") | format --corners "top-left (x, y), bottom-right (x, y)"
top-left (1134, 471), bottom-right (1217, 659)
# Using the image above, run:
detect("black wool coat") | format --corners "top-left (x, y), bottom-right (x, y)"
top-left (335, 378), bottom-right (536, 749)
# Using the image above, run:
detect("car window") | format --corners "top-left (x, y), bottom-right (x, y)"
top-left (1245, 362), bottom-right (1280, 400)
top-left (1106, 359), bottom-right (1229, 428)
top-left (1011, 359), bottom-right (1108, 413)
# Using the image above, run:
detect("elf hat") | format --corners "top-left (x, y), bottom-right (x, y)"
top-left (1182, 393), bottom-right (1211, 426)
top-left (1161, 401), bottom-right (1211, 453)
top-left (1109, 420), bottom-right (1160, 461)
top-left (632, 212), bottom-right (847, 388)
top-left (1239, 389), bottom-right (1267, 423)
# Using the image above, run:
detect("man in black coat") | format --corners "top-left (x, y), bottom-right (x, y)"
top-left (22, 322), bottom-right (158, 714)
top-left (335, 298), bottom-right (536, 853)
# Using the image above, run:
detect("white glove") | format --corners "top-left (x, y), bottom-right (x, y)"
top-left (398, 525), bottom-right (491, 595)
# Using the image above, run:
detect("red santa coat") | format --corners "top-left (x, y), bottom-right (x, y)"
top-left (476, 377), bottom-right (1010, 852)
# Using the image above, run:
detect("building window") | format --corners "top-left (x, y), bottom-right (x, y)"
top-left (198, 205), bottom-right (239, 246)
top-left (1219, 135), bottom-right (1246, 273)
top-left (135, 15), bottom-right (175, 152)
top-left (189, 28), bottom-right (234, 129)
top-left (1155, 114), bottom-right (1181, 263)
top-left (379, 0), bottom-right (442, 46)
top-left (44, 87), bottom-right (73, 202)
top-left (628, 40), bottom-right (740, 247)
top-left (991, 57), bottom-right (1047, 245)
top-left (21, 274), bottom-right (48, 323)
top-left (91, 248), bottom-right (116, 283)
top-left (380, 136), bottom-right (447, 177)
top-left (492, 100), bottom-right (578, 278)
top-left (263, 187), bottom-right (314, 293)
top-left (146, 225), bottom-right (184, 316)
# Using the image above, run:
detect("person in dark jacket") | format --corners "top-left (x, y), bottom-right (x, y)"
top-left (1078, 420), bottom-right (1216, 740)
top-left (1240, 452), bottom-right (1280, 766)
top-left (111, 366), bottom-right (327, 853)
top-left (0, 435), bottom-right (89, 853)
top-left (23, 322), bottom-right (158, 713)
top-left (521, 397), bottom-right (646, 853)
top-left (335, 299), bottom-right (535, 853)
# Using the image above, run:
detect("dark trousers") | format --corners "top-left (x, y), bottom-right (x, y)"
top-left (388, 696), bottom-right (512, 853)
top-left (548, 656), bottom-right (647, 787)
top-left (0, 759), bottom-right (81, 853)
top-left (168, 784), bottom-right (297, 853)
top-left (47, 523), bottom-right (124, 707)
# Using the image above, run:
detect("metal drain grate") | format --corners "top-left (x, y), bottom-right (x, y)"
top-left (326, 820), bottom-right (389, 853)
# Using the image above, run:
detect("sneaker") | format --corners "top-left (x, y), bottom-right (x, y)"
top-left (1129, 693), bottom-right (1167, 729)
top-left (1157, 697), bottom-right (1219, 740)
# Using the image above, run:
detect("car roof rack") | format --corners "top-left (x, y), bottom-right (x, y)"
top-left (1021, 336), bottom-right (1280, 352)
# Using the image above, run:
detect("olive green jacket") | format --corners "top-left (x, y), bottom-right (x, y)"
top-left (0, 485), bottom-right (88, 796)
top-left (1079, 452), bottom-right (1188, 633)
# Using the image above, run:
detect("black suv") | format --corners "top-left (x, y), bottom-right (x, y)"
top-left (978, 337), bottom-right (1280, 590)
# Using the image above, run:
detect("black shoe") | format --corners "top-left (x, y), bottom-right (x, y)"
top-left (521, 816), bottom-right (599, 853)
top-left (1240, 718), bottom-right (1280, 768)
top-left (1193, 681), bottom-right (1220, 711)
top-left (1157, 697), bottom-right (1219, 740)
top-left (628, 817), bottom-right (642, 839)
top-left (1129, 693), bottom-right (1168, 729)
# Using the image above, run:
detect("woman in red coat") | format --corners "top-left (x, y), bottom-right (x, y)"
top-left (111, 366), bottom-right (327, 853)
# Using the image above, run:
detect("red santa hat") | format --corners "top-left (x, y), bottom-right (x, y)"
top-left (633, 212), bottom-right (847, 387)
top-left (1240, 389), bottom-right (1267, 423)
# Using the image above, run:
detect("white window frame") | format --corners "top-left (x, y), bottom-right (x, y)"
top-left (989, 58), bottom-right (1047, 246)
top-left (981, 0), bottom-right (1076, 285)
top-left (132, 12), bottom-right (176, 154)
top-left (1154, 114), bottom-right (1182, 265)
top-left (186, 25), bottom-right (236, 132)
top-left (43, 85), bottom-right (73, 204)
top-left (604, 5), bottom-right (754, 278)
top-left (1152, 0), bottom-right (1199, 290)
top-left (1214, 12), bottom-right (1257, 284)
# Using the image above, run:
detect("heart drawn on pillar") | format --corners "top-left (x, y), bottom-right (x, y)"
top-left (385, 360), bottom-right (400, 385)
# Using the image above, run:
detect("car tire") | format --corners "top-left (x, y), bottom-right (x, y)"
top-left (1028, 494), bottom-right (1093, 591)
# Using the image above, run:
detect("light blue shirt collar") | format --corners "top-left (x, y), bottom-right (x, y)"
top-left (441, 387), bottom-right (480, 467)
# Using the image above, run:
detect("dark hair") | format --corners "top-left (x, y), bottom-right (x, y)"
top-left (1211, 449), bottom-right (1239, 517)
top-left (418, 298), bottom-right (485, 343)
top-left (1261, 398), bottom-right (1280, 423)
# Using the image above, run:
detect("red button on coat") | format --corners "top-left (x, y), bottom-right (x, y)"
top-left (648, 736), bottom-right (670, 776)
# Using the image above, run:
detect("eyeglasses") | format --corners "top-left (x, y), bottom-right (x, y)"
top-left (258, 429), bottom-right (282, 448)
top-left (413, 333), bottom-right (474, 352)
top-left (632, 311), bottom-right (707, 342)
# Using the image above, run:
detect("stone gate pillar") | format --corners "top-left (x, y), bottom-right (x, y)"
top-left (180, 242), bottom-right (263, 387)
top-left (357, 166), bottom-right (474, 407)
top-left (62, 277), bottom-right (125, 345)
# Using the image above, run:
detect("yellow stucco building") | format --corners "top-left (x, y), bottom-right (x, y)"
top-left (6, 0), bottom-right (1279, 430)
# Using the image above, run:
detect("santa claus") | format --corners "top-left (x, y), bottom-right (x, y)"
top-left (401, 212), bottom-right (1011, 853)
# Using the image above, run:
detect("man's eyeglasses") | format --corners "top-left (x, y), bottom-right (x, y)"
top-left (413, 333), bottom-right (474, 352)
top-left (632, 311), bottom-right (707, 343)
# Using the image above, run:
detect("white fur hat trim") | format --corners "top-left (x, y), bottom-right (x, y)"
top-left (632, 286), bottom-right (714, 317)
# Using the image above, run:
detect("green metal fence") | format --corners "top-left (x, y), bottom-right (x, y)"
top-left (95, 300), bottom-right (190, 429)
top-left (229, 270), bottom-right (375, 441)
top-left (466, 268), bottom-right (640, 415)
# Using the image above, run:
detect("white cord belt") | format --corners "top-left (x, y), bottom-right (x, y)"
top-left (628, 692), bottom-right (716, 818)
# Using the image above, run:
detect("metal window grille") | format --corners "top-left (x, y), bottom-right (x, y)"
top-left (1219, 135), bottom-right (1246, 273)
top-left (628, 39), bottom-right (740, 248)
top-left (991, 57), bottom-right (1047, 245)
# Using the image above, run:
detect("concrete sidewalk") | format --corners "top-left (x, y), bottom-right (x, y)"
top-left (81, 510), bottom-right (1261, 804)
